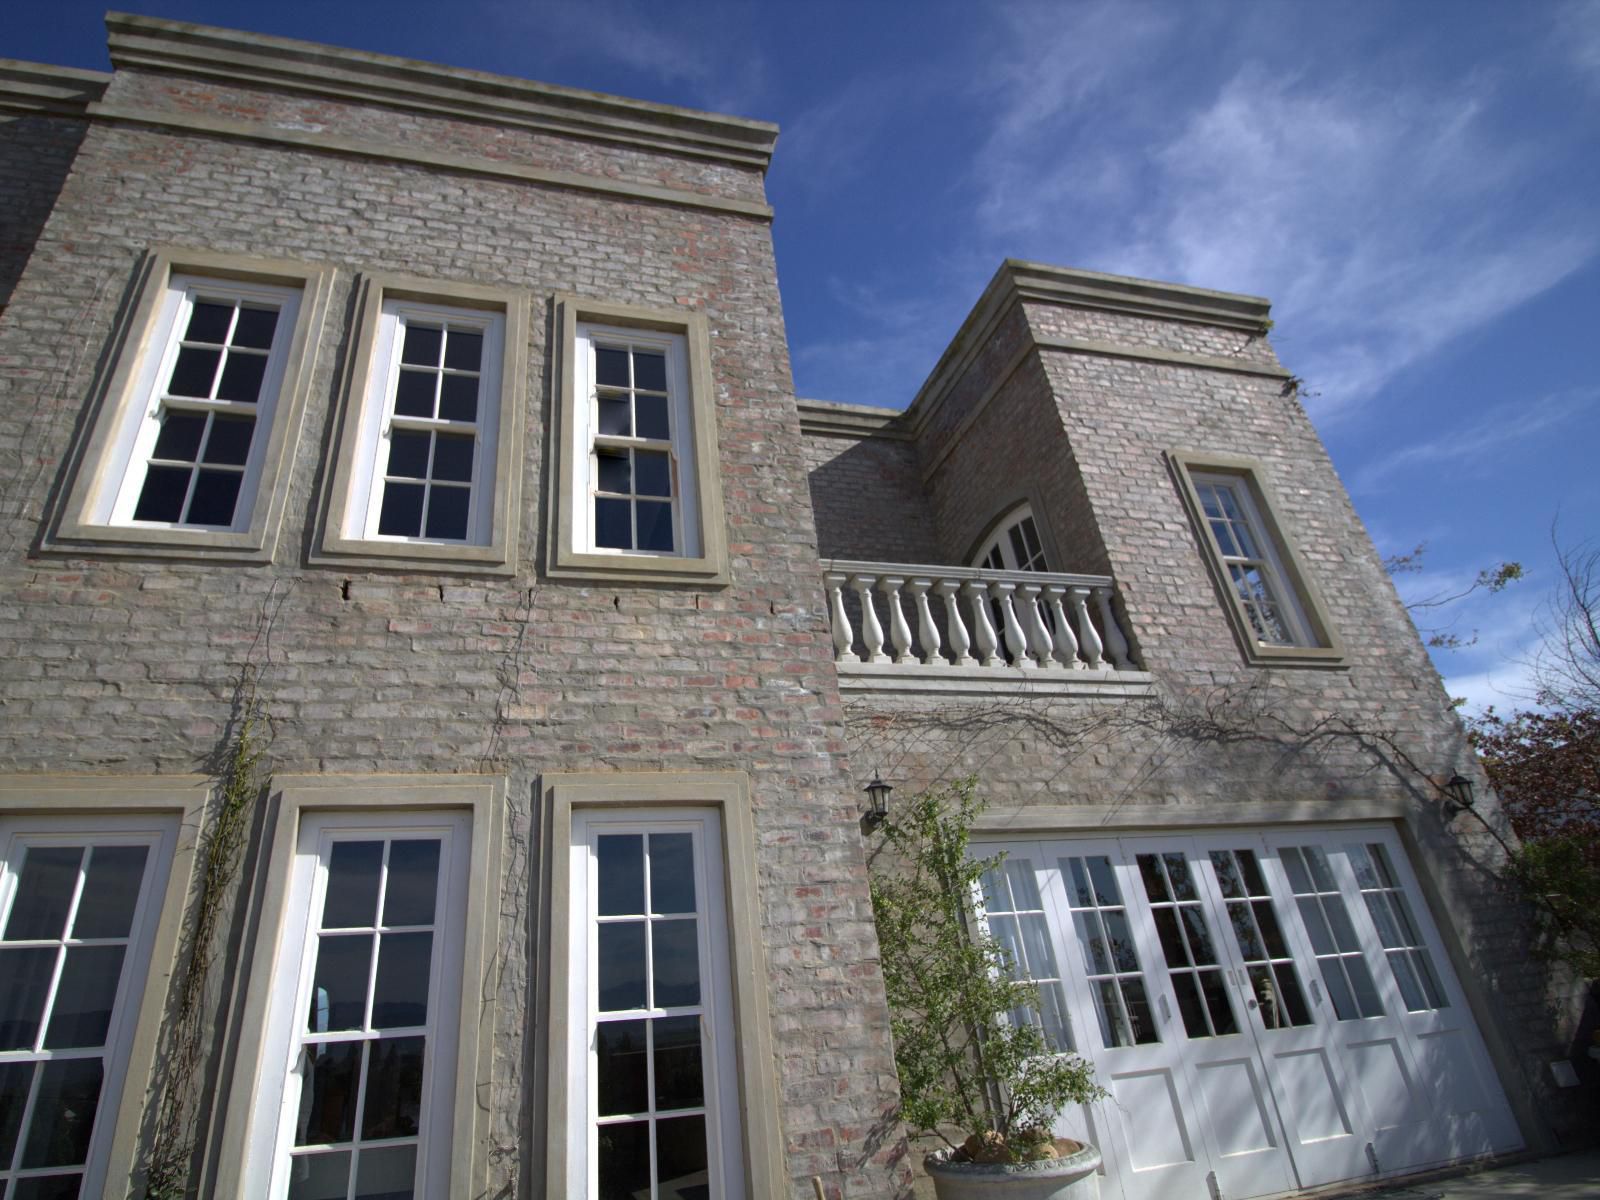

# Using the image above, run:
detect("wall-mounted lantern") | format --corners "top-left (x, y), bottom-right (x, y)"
top-left (863, 772), bottom-right (893, 831)
top-left (1443, 773), bottom-right (1475, 814)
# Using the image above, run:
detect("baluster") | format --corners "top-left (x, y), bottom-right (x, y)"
top-left (850, 574), bottom-right (890, 663)
top-left (1094, 586), bottom-right (1134, 670)
top-left (937, 579), bottom-right (974, 666)
top-left (1070, 586), bottom-right (1104, 670)
top-left (1042, 584), bottom-right (1082, 668)
top-left (824, 572), bottom-right (855, 662)
top-left (990, 581), bottom-right (1033, 669)
top-left (878, 576), bottom-right (912, 664)
top-left (1017, 582), bottom-right (1057, 668)
top-left (962, 580), bottom-right (999, 666)
top-left (907, 578), bottom-right (944, 665)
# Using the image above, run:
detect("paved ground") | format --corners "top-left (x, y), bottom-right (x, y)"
top-left (1307, 1148), bottom-right (1600, 1200)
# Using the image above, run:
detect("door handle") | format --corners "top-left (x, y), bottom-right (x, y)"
top-left (1159, 994), bottom-right (1171, 1024)
top-left (1310, 978), bottom-right (1324, 1007)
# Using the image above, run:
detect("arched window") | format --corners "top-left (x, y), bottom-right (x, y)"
top-left (971, 504), bottom-right (1049, 572)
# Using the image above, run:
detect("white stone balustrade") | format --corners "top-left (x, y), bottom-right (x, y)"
top-left (822, 561), bottom-right (1142, 689)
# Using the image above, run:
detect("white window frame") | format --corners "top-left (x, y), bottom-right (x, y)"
top-left (314, 277), bottom-right (529, 575)
top-left (50, 249), bottom-right (334, 563)
top-left (548, 297), bottom-right (729, 586)
top-left (971, 503), bottom-right (1050, 572)
top-left (242, 810), bottom-right (471, 1200)
top-left (345, 299), bottom-right (504, 547)
top-left (567, 808), bottom-right (743, 1200)
top-left (0, 812), bottom-right (179, 1200)
top-left (1169, 450), bottom-right (1343, 665)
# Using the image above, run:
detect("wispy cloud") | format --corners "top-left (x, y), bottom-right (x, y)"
top-left (1348, 388), bottom-right (1600, 494)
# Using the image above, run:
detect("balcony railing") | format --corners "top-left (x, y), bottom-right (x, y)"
top-left (822, 560), bottom-right (1150, 695)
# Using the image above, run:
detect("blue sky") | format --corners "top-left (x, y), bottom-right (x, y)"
top-left (10, 1), bottom-right (1599, 710)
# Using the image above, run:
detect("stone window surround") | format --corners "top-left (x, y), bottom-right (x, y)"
top-left (0, 775), bottom-right (207, 1195)
top-left (47, 248), bottom-right (336, 564)
top-left (548, 297), bottom-right (729, 586)
top-left (210, 775), bottom-right (505, 1200)
top-left (1167, 449), bottom-right (1345, 667)
top-left (541, 771), bottom-right (784, 1199)
top-left (313, 274), bottom-right (530, 575)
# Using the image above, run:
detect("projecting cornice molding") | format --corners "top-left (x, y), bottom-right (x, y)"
top-left (103, 12), bottom-right (779, 171)
top-left (796, 399), bottom-right (912, 439)
top-left (0, 59), bottom-right (111, 117)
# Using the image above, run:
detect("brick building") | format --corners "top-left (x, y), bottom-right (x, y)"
top-left (0, 14), bottom-right (1591, 1200)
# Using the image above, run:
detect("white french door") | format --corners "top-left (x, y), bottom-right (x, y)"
top-left (980, 825), bottom-right (1521, 1200)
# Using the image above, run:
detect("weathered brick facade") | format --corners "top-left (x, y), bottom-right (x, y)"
top-left (0, 15), bottom-right (1592, 1200)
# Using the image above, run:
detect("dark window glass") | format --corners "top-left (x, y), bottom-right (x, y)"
top-left (4, 848), bottom-right (81, 940)
top-left (430, 435), bottom-right (474, 483)
top-left (595, 347), bottom-right (630, 388)
top-left (597, 922), bottom-right (647, 1011)
top-left (12, 1175), bottom-right (84, 1200)
top-left (232, 306), bottom-right (279, 350)
top-left (21, 1057), bottom-right (103, 1168)
top-left (401, 325), bottom-right (442, 367)
top-left (295, 1040), bottom-right (361, 1145)
top-left (371, 932), bottom-right (433, 1029)
top-left (152, 412), bottom-right (206, 462)
top-left (597, 394), bottom-right (630, 437)
top-left (634, 452), bottom-right (671, 498)
top-left (0, 1060), bottom-right (36, 1165)
top-left (597, 836), bottom-right (644, 916)
top-left (186, 470), bottom-right (242, 526)
top-left (133, 467), bottom-right (190, 522)
top-left (444, 330), bottom-right (482, 371)
top-left (596, 1120), bottom-right (649, 1200)
top-left (322, 842), bottom-right (382, 928)
top-left (78, 848), bottom-right (150, 938)
top-left (596, 1018), bottom-right (648, 1116)
top-left (361, 1036), bottom-right (425, 1139)
top-left (651, 919), bottom-right (700, 1007)
top-left (656, 1114), bottom-right (708, 1192)
top-left (203, 415), bottom-right (255, 466)
top-left (43, 946), bottom-right (126, 1049)
top-left (393, 370), bottom-right (436, 419)
top-left (652, 1014), bottom-right (704, 1110)
top-left (310, 934), bottom-right (373, 1032)
top-left (633, 352), bottom-right (667, 393)
top-left (438, 374), bottom-right (478, 423)
top-left (387, 432), bottom-right (431, 481)
top-left (354, 1143), bottom-right (416, 1200)
top-left (635, 395), bottom-right (670, 441)
top-left (424, 487), bottom-right (469, 540)
top-left (186, 302), bottom-right (234, 344)
top-left (648, 835), bottom-right (695, 915)
top-left (596, 449), bottom-right (631, 494)
top-left (595, 498), bottom-right (631, 549)
top-left (0, 948), bottom-right (56, 1049)
top-left (378, 485), bottom-right (425, 538)
top-left (382, 840), bottom-right (440, 927)
top-left (287, 1150), bottom-right (350, 1200)
top-left (168, 347), bottom-right (221, 398)
top-left (217, 352), bottom-right (268, 403)
top-left (636, 501), bottom-right (674, 553)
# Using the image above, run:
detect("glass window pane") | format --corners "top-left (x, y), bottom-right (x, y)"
top-left (1274, 963), bottom-right (1312, 1026)
top-left (5, 847), bottom-right (83, 940)
top-left (232, 306), bottom-right (279, 350)
top-left (597, 394), bottom-right (631, 437)
top-left (1387, 950), bottom-right (1425, 1011)
top-left (378, 483), bottom-right (425, 537)
top-left (597, 1018), bottom-right (649, 1116)
top-left (382, 840), bottom-right (440, 927)
top-left (979, 866), bottom-right (1007, 914)
top-left (438, 373), bottom-right (479, 423)
top-left (1, 1060), bottom-right (34, 1165)
top-left (1363, 893), bottom-right (1404, 948)
top-left (429, 434), bottom-right (474, 484)
top-left (152, 411), bottom-right (206, 462)
top-left (1237, 851), bottom-right (1268, 895)
top-left (595, 497), bottom-right (631, 549)
top-left (1254, 901), bottom-right (1289, 958)
top-left (1020, 914), bottom-right (1058, 977)
top-left (1348, 957), bottom-right (1384, 1018)
top-left (1067, 858), bottom-right (1094, 908)
top-left (648, 834), bottom-right (696, 915)
top-left (21, 1057), bottom-right (103, 1168)
top-left (1086, 856), bottom-right (1121, 906)
top-left (186, 470), bottom-right (242, 527)
top-left (635, 394), bottom-right (670, 441)
top-left (1074, 911), bottom-right (1110, 975)
top-left (1037, 982), bottom-right (1074, 1052)
top-left (653, 1014), bottom-right (704, 1110)
top-left (309, 934), bottom-right (373, 1032)
top-left (12, 1177), bottom-right (84, 1200)
top-left (1416, 952), bottom-right (1448, 1009)
top-left (393, 370), bottom-right (436, 418)
top-left (1095, 979), bottom-right (1128, 1047)
top-left (295, 1040), bottom-right (361, 1145)
top-left (1136, 854), bottom-right (1169, 903)
top-left (371, 932), bottom-right (432, 1029)
top-left (634, 451), bottom-right (671, 498)
top-left (1152, 908), bottom-right (1188, 967)
top-left (423, 486), bottom-right (469, 541)
top-left (203, 414), bottom-right (255, 466)
top-left (1297, 897), bottom-right (1334, 955)
top-left (1172, 973), bottom-right (1209, 1038)
top-left (288, 1151), bottom-right (351, 1200)
top-left (133, 466), bottom-right (190, 522)
top-left (216, 351), bottom-right (268, 403)
top-left (636, 501), bottom-right (674, 553)
top-left (1321, 960), bottom-right (1357, 1020)
top-left (596, 449), bottom-right (631, 495)
top-left (361, 1035), bottom-right (425, 1140)
top-left (1305, 847), bottom-right (1337, 891)
top-left (657, 1113), bottom-right (708, 1192)
top-left (1201, 969), bottom-right (1238, 1035)
top-left (1101, 909), bottom-right (1139, 972)
top-left (1164, 853), bottom-right (1196, 900)
top-left (1325, 897), bottom-right (1360, 951)
top-left (168, 346), bottom-right (221, 397)
top-left (597, 836), bottom-right (644, 916)
top-left (444, 329), bottom-right (482, 372)
top-left (354, 1142), bottom-right (417, 1200)
top-left (652, 918), bottom-right (701, 1008)
top-left (633, 352), bottom-right (667, 393)
top-left (322, 842), bottom-right (383, 929)
top-left (1120, 978), bottom-right (1159, 1044)
top-left (185, 301), bottom-right (233, 344)
top-left (1346, 844), bottom-right (1380, 889)
top-left (44, 945), bottom-right (125, 1048)
top-left (596, 1120), bottom-right (650, 1200)
top-left (387, 431), bottom-right (431, 481)
top-left (0, 947), bottom-right (58, 1050)
top-left (1279, 847), bottom-right (1312, 893)
top-left (597, 922), bottom-right (647, 1011)
top-left (400, 324), bottom-right (442, 367)
top-left (595, 347), bottom-right (630, 388)
top-left (1180, 907), bottom-right (1217, 965)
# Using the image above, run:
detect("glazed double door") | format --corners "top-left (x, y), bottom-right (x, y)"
top-left (979, 827), bottom-right (1520, 1200)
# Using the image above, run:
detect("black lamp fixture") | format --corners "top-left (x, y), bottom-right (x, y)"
top-left (863, 771), bottom-right (893, 831)
top-left (1443, 773), bottom-right (1475, 814)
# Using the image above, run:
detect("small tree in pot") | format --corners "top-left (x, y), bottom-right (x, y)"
top-left (869, 779), bottom-right (1104, 1197)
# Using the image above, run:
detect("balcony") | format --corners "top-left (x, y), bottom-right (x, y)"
top-left (822, 560), bottom-right (1153, 696)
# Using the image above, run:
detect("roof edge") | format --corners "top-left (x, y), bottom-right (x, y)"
top-left (0, 59), bottom-right (112, 116)
top-left (103, 12), bottom-right (779, 171)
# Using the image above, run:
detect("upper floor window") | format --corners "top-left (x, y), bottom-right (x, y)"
top-left (1170, 451), bottom-right (1343, 665)
top-left (548, 298), bottom-right (729, 586)
top-left (49, 250), bottom-right (334, 563)
top-left (314, 276), bottom-right (529, 575)
top-left (973, 505), bottom-right (1049, 572)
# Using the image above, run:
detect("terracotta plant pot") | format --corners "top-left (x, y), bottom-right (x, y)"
top-left (924, 1139), bottom-right (1101, 1200)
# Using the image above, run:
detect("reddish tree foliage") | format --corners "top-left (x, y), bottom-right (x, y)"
top-left (1471, 706), bottom-right (1600, 865)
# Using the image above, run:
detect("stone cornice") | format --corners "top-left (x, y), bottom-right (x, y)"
top-left (104, 12), bottom-right (779, 171)
top-left (796, 399), bottom-right (911, 439)
top-left (0, 59), bottom-right (111, 117)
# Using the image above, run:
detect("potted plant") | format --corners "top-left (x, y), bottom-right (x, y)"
top-left (869, 779), bottom-right (1104, 1199)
